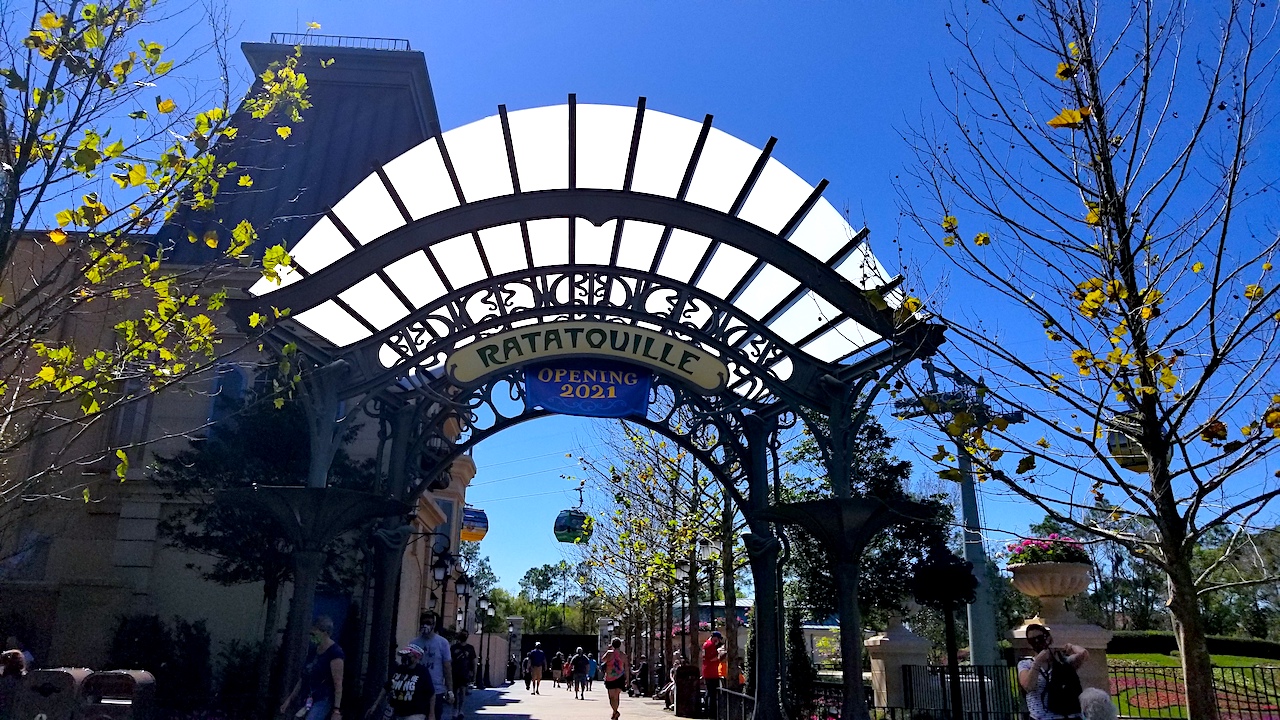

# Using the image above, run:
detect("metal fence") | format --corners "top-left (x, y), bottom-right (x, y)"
top-left (901, 665), bottom-right (1024, 720)
top-left (1109, 664), bottom-right (1280, 719)
top-left (268, 33), bottom-right (411, 51)
top-left (719, 686), bottom-right (756, 720)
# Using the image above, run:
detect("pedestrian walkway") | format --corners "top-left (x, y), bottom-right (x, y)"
top-left (460, 682), bottom-right (673, 720)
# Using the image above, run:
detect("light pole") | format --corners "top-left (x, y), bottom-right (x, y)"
top-left (455, 573), bottom-right (471, 631)
top-left (508, 621), bottom-right (516, 683)
top-left (477, 596), bottom-right (490, 688)
top-left (675, 561), bottom-right (690, 660)
top-left (699, 538), bottom-right (722, 635)
top-left (431, 552), bottom-right (455, 622)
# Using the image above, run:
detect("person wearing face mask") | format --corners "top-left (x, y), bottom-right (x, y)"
top-left (1018, 623), bottom-right (1088, 720)
top-left (411, 613), bottom-right (453, 720)
top-left (280, 617), bottom-right (345, 720)
top-left (364, 645), bottom-right (435, 720)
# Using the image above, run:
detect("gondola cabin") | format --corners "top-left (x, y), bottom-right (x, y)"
top-left (554, 509), bottom-right (593, 543)
top-left (1106, 414), bottom-right (1149, 473)
top-left (460, 507), bottom-right (489, 542)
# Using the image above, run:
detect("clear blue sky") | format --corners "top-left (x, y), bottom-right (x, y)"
top-left (208, 0), bottom-right (1045, 591)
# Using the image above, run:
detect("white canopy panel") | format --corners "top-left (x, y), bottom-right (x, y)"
top-left (248, 101), bottom-right (906, 383)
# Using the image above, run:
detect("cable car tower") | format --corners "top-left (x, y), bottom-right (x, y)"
top-left (895, 360), bottom-right (1024, 666)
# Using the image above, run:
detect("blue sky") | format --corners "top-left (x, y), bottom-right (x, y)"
top-left (205, 0), bottom-right (1045, 591)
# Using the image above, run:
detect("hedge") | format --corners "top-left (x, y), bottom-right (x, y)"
top-left (1107, 630), bottom-right (1280, 660)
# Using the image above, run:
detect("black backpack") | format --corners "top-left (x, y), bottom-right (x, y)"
top-left (1041, 651), bottom-right (1083, 716)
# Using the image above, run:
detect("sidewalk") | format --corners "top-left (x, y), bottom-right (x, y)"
top-left (459, 681), bottom-right (673, 720)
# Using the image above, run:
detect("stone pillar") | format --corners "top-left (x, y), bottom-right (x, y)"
top-left (1008, 564), bottom-right (1113, 692)
top-left (864, 615), bottom-right (931, 709)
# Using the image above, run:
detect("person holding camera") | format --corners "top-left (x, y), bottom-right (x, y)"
top-left (1018, 624), bottom-right (1088, 720)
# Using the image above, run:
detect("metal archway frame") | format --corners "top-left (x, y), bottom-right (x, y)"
top-left (227, 189), bottom-right (944, 411)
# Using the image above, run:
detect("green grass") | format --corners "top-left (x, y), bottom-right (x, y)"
top-left (1110, 652), bottom-right (1280, 667)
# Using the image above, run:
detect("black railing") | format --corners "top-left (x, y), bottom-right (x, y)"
top-left (268, 33), bottom-right (411, 51)
top-left (1109, 664), bottom-right (1280, 719)
top-left (719, 686), bottom-right (756, 720)
top-left (902, 665), bottom-right (1023, 720)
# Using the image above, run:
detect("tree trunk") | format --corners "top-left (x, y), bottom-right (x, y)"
top-left (1168, 558), bottom-right (1219, 720)
top-left (834, 562), bottom-right (870, 720)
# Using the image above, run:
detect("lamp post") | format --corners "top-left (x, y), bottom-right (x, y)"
top-left (675, 561), bottom-right (690, 659)
top-left (699, 538), bottom-right (722, 636)
top-left (432, 552), bottom-right (455, 622)
top-left (455, 573), bottom-right (471, 631)
top-left (485, 605), bottom-right (496, 686)
top-left (507, 622), bottom-right (516, 683)
top-left (477, 596), bottom-right (490, 689)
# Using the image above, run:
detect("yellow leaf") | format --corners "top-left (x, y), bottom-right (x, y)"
top-left (942, 216), bottom-right (958, 232)
top-left (156, 97), bottom-right (176, 114)
top-left (974, 232), bottom-right (991, 246)
top-left (40, 12), bottom-right (64, 29)
top-left (1244, 284), bottom-right (1264, 301)
top-left (1192, 261), bottom-right (1204, 273)
top-left (237, 174), bottom-right (253, 187)
top-left (942, 234), bottom-right (956, 247)
top-left (1035, 437), bottom-right (1050, 448)
top-left (1265, 262), bottom-right (1274, 271)
top-left (307, 21), bottom-right (322, 29)
top-left (249, 312), bottom-right (264, 328)
top-left (37, 366), bottom-right (56, 383)
top-left (48, 229), bottom-right (68, 245)
top-left (1084, 207), bottom-right (1102, 226)
top-left (901, 297), bottom-right (923, 314)
top-left (1055, 62), bottom-right (1077, 80)
top-left (203, 230), bottom-right (218, 249)
top-left (1047, 107), bottom-right (1091, 130)
top-left (128, 164), bottom-right (147, 186)
top-left (276, 126), bottom-right (293, 139)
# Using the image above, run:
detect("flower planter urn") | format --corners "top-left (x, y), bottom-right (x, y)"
top-left (1008, 561), bottom-right (1092, 624)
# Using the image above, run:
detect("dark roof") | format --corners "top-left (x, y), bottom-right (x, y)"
top-left (161, 41), bottom-right (441, 262)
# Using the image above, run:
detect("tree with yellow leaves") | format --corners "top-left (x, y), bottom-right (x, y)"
top-left (898, 1), bottom-right (1279, 717)
top-left (0, 2), bottom-right (311, 551)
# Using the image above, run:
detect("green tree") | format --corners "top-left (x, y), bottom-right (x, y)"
top-left (897, 1), bottom-right (1280, 714)
top-left (0, 1), bottom-right (312, 555)
top-left (518, 564), bottom-right (557, 631)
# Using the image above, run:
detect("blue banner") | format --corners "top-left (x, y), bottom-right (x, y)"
top-left (525, 359), bottom-right (651, 418)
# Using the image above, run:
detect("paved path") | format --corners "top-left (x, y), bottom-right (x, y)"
top-left (460, 681), bottom-right (672, 720)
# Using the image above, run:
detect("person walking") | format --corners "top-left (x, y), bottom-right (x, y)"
top-left (364, 645), bottom-right (435, 720)
top-left (569, 647), bottom-right (590, 699)
top-left (450, 631), bottom-right (477, 717)
top-left (411, 613), bottom-right (454, 720)
top-left (280, 616), bottom-right (345, 720)
top-left (701, 632), bottom-right (724, 719)
top-left (601, 637), bottom-right (630, 720)
top-left (587, 653), bottom-right (598, 692)
top-left (1017, 623), bottom-right (1089, 720)
top-left (522, 655), bottom-right (532, 692)
top-left (550, 652), bottom-right (563, 689)
top-left (526, 643), bottom-right (546, 694)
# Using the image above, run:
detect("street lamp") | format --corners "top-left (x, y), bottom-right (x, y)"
top-left (431, 552), bottom-right (455, 625)
top-left (477, 596), bottom-right (490, 689)
top-left (699, 539), bottom-right (722, 635)
top-left (455, 573), bottom-right (471, 631)
top-left (675, 561), bottom-right (690, 659)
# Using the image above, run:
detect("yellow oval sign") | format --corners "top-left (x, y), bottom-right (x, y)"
top-left (446, 322), bottom-right (728, 393)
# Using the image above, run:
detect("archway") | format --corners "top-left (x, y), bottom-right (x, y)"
top-left (228, 96), bottom-right (944, 720)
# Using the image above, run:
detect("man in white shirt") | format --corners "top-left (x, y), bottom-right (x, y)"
top-left (412, 613), bottom-right (453, 720)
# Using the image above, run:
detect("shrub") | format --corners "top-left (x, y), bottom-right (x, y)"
top-left (1107, 630), bottom-right (1280, 660)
